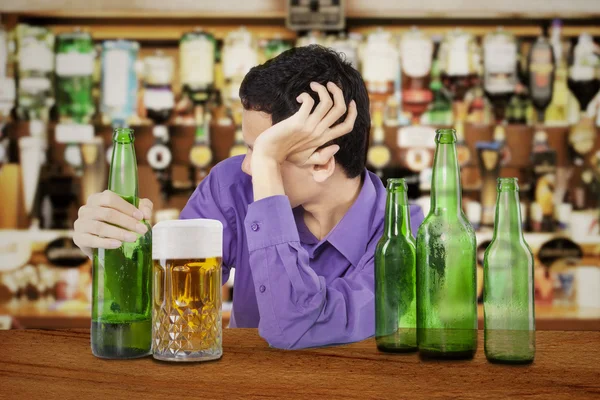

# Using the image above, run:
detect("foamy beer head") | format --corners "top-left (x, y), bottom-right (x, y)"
top-left (152, 219), bottom-right (223, 362)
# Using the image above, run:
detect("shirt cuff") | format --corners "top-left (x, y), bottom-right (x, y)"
top-left (245, 195), bottom-right (300, 252)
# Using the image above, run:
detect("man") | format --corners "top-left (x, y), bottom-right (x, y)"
top-left (73, 45), bottom-right (424, 349)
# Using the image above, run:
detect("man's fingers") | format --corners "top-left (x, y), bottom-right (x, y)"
top-left (295, 93), bottom-right (315, 121)
top-left (304, 144), bottom-right (340, 166)
top-left (74, 233), bottom-right (121, 251)
top-left (304, 82), bottom-right (334, 130)
top-left (325, 100), bottom-right (357, 142)
top-left (138, 198), bottom-right (153, 220)
top-left (88, 190), bottom-right (144, 221)
top-left (79, 205), bottom-right (148, 235)
top-left (75, 219), bottom-right (140, 243)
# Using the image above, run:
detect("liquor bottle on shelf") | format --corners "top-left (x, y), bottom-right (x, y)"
top-left (399, 27), bottom-right (433, 125)
top-left (567, 33), bottom-right (600, 167)
top-left (54, 29), bottom-right (96, 176)
top-left (362, 28), bottom-right (398, 101)
top-left (440, 29), bottom-right (479, 169)
top-left (484, 177), bottom-right (535, 364)
top-left (222, 27), bottom-right (258, 163)
top-left (15, 24), bottom-right (54, 125)
top-left (545, 19), bottom-right (570, 126)
top-left (375, 178), bottom-right (417, 353)
top-left (180, 28), bottom-right (216, 107)
top-left (189, 107), bottom-right (213, 185)
top-left (424, 57), bottom-right (452, 126)
top-left (483, 28), bottom-right (517, 136)
top-left (476, 139), bottom-right (503, 227)
top-left (506, 83), bottom-right (529, 125)
top-left (92, 127), bottom-right (152, 359)
top-left (416, 129), bottom-right (477, 360)
top-left (0, 24), bottom-right (15, 170)
top-left (531, 130), bottom-right (557, 232)
top-left (229, 103), bottom-right (246, 158)
top-left (527, 35), bottom-right (556, 125)
top-left (367, 105), bottom-right (392, 179)
top-left (144, 51), bottom-right (175, 200)
top-left (262, 35), bottom-right (291, 62)
top-left (100, 40), bottom-right (139, 163)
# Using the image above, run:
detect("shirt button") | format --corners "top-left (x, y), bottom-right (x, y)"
top-left (251, 223), bottom-right (259, 232)
top-left (259, 285), bottom-right (266, 293)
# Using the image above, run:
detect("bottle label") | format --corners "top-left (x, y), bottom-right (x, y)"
top-left (181, 38), bottom-right (215, 86)
top-left (189, 145), bottom-right (213, 168)
top-left (19, 77), bottom-right (51, 92)
top-left (530, 46), bottom-right (554, 90)
top-left (367, 145), bottom-right (391, 169)
top-left (400, 36), bottom-right (432, 78)
top-left (445, 34), bottom-right (471, 76)
top-left (397, 125), bottom-right (437, 148)
top-left (223, 39), bottom-right (258, 79)
top-left (484, 38), bottom-right (516, 75)
top-left (147, 144), bottom-right (173, 170)
top-left (56, 53), bottom-right (95, 77)
top-left (143, 88), bottom-right (175, 111)
top-left (145, 55), bottom-right (173, 86)
top-left (405, 148), bottom-right (433, 172)
top-left (0, 77), bottom-right (16, 104)
top-left (19, 36), bottom-right (53, 73)
top-left (363, 34), bottom-right (399, 84)
top-left (102, 49), bottom-right (130, 108)
top-left (403, 89), bottom-right (433, 104)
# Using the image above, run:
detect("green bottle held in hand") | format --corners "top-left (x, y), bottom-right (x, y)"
top-left (416, 128), bottom-right (478, 359)
top-left (484, 178), bottom-right (535, 364)
top-left (375, 178), bottom-right (417, 352)
top-left (91, 128), bottom-right (153, 359)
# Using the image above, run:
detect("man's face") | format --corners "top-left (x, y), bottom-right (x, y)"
top-left (241, 109), bottom-right (322, 207)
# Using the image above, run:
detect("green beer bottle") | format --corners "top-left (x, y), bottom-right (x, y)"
top-left (416, 128), bottom-right (477, 359)
top-left (375, 178), bottom-right (417, 352)
top-left (484, 178), bottom-right (535, 364)
top-left (91, 128), bottom-right (152, 359)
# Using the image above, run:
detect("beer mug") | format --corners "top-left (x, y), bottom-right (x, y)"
top-left (152, 219), bottom-right (223, 362)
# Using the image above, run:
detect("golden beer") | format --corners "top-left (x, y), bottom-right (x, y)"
top-left (152, 219), bottom-right (223, 362)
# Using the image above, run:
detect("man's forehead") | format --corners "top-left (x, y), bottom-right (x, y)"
top-left (242, 110), bottom-right (273, 143)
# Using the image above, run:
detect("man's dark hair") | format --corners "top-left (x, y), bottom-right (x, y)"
top-left (239, 44), bottom-right (370, 179)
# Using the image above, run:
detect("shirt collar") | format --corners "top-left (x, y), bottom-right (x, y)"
top-left (294, 170), bottom-right (379, 267)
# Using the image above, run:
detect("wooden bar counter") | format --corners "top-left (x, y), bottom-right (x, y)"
top-left (0, 329), bottom-right (599, 399)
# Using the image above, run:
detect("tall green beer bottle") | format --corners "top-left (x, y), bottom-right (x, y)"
top-left (484, 178), bottom-right (535, 364)
top-left (375, 178), bottom-right (417, 352)
top-left (91, 128), bottom-right (152, 358)
top-left (416, 128), bottom-right (477, 359)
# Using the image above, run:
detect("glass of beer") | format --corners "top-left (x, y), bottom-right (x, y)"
top-left (152, 219), bottom-right (223, 362)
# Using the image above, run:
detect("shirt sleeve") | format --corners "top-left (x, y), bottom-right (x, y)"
top-left (244, 195), bottom-right (382, 350)
top-left (180, 170), bottom-right (237, 285)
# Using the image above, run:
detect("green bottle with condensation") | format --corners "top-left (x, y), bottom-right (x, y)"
top-left (416, 128), bottom-right (477, 359)
top-left (91, 128), bottom-right (152, 359)
top-left (484, 178), bottom-right (535, 364)
top-left (375, 178), bottom-right (417, 352)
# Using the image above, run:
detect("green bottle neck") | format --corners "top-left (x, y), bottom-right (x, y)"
top-left (383, 180), bottom-right (412, 238)
top-left (492, 179), bottom-right (524, 240)
top-left (108, 129), bottom-right (139, 201)
top-left (430, 130), bottom-right (462, 215)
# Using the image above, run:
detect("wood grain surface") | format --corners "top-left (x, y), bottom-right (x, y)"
top-left (0, 329), bottom-right (599, 400)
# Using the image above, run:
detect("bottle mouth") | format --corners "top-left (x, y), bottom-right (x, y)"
top-left (386, 178), bottom-right (408, 192)
top-left (113, 128), bottom-right (135, 143)
top-left (435, 129), bottom-right (457, 144)
top-left (498, 177), bottom-right (519, 192)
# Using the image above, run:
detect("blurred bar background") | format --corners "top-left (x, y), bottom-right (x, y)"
top-left (0, 0), bottom-right (599, 331)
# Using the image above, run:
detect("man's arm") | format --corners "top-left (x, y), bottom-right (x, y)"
top-left (180, 169), bottom-right (237, 282)
top-left (244, 196), bottom-right (426, 349)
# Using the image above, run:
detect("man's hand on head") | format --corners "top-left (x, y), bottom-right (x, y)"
top-left (252, 81), bottom-right (357, 167)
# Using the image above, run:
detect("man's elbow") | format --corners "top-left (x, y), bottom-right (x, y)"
top-left (258, 326), bottom-right (296, 350)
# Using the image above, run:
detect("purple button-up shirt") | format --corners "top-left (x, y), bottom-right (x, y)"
top-left (180, 156), bottom-right (424, 349)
